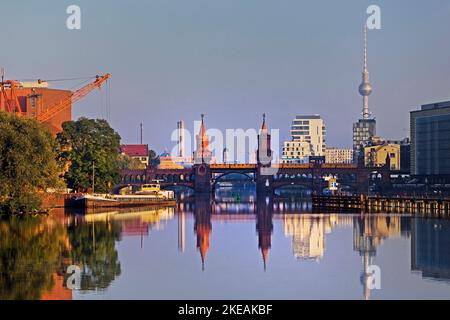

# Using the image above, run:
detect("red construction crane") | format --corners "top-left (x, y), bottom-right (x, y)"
top-left (0, 80), bottom-right (24, 115)
top-left (0, 73), bottom-right (111, 123)
top-left (36, 73), bottom-right (111, 123)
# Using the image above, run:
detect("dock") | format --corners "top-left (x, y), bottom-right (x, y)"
top-left (312, 195), bottom-right (450, 216)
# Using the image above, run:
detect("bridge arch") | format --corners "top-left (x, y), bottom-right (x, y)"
top-left (212, 172), bottom-right (256, 193)
top-left (213, 172), bottom-right (255, 182)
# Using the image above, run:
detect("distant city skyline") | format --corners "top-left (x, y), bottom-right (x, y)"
top-left (2, 0), bottom-right (450, 154)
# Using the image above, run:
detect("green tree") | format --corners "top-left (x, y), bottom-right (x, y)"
top-left (149, 149), bottom-right (163, 167)
top-left (0, 112), bottom-right (63, 214)
top-left (148, 149), bottom-right (157, 163)
top-left (57, 118), bottom-right (121, 193)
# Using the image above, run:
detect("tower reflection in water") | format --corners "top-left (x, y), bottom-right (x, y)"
top-left (193, 196), bottom-right (212, 271)
top-left (256, 196), bottom-right (273, 271)
top-left (182, 194), bottom-right (450, 300)
top-left (3, 197), bottom-right (450, 300)
top-left (190, 194), bottom-right (274, 271)
top-left (352, 215), bottom-right (410, 300)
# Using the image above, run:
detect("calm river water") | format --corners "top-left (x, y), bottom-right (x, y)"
top-left (1, 192), bottom-right (450, 300)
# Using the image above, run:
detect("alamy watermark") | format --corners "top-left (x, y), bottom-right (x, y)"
top-left (66, 5), bottom-right (81, 30)
top-left (365, 264), bottom-right (382, 290)
top-left (170, 120), bottom-right (279, 171)
top-left (66, 265), bottom-right (81, 290)
top-left (367, 5), bottom-right (381, 30)
top-left (65, 4), bottom-right (381, 31)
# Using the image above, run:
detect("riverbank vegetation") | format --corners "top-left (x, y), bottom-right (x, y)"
top-left (0, 112), bottom-right (64, 215)
top-left (0, 113), bottom-right (125, 215)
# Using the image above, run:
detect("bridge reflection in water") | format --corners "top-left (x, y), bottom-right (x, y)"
top-left (175, 194), bottom-right (450, 300)
top-left (2, 196), bottom-right (450, 300)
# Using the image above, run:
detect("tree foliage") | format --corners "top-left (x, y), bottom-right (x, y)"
top-left (0, 112), bottom-right (63, 214)
top-left (57, 118), bottom-right (121, 193)
top-left (148, 149), bottom-right (157, 163)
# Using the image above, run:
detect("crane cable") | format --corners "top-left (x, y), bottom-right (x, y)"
top-left (31, 77), bottom-right (96, 113)
top-left (44, 76), bottom-right (97, 82)
top-left (15, 75), bottom-right (111, 121)
top-left (98, 78), bottom-right (111, 121)
top-left (17, 76), bottom-right (96, 83)
top-left (100, 83), bottom-right (104, 119)
top-left (107, 79), bottom-right (111, 121)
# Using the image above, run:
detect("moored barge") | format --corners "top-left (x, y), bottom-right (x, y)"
top-left (70, 192), bottom-right (176, 209)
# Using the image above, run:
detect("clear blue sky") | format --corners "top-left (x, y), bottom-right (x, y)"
top-left (2, 0), bottom-right (450, 153)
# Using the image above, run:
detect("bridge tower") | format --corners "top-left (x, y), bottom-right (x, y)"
top-left (256, 114), bottom-right (274, 194)
top-left (193, 114), bottom-right (212, 194)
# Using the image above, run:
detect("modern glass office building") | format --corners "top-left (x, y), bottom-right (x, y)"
top-left (352, 118), bottom-right (376, 161)
top-left (410, 101), bottom-right (450, 176)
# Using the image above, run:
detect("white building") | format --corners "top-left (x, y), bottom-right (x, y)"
top-left (290, 115), bottom-right (326, 156)
top-left (282, 141), bottom-right (311, 163)
top-left (282, 115), bottom-right (326, 163)
top-left (325, 148), bottom-right (354, 164)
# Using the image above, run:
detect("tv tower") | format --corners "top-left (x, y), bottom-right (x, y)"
top-left (359, 26), bottom-right (373, 120)
top-left (352, 26), bottom-right (377, 162)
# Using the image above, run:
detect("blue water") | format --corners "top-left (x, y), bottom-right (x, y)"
top-left (1, 195), bottom-right (450, 300)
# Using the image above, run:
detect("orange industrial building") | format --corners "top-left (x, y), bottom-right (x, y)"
top-left (0, 84), bottom-right (72, 134)
top-left (0, 74), bottom-right (110, 135)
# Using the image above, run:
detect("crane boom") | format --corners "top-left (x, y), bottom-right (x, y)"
top-left (36, 73), bottom-right (111, 123)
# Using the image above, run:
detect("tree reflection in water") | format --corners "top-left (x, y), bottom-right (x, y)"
top-left (0, 213), bottom-right (123, 299)
top-left (2, 200), bottom-right (450, 300)
top-left (0, 216), bottom-right (68, 300)
top-left (66, 220), bottom-right (122, 291)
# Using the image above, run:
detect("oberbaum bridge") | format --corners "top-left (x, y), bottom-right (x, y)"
top-left (117, 115), bottom-right (392, 196)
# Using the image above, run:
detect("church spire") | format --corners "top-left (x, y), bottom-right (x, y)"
top-left (199, 114), bottom-right (207, 138)
top-left (261, 113), bottom-right (267, 133)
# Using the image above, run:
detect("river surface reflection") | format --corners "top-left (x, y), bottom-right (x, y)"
top-left (1, 194), bottom-right (450, 300)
